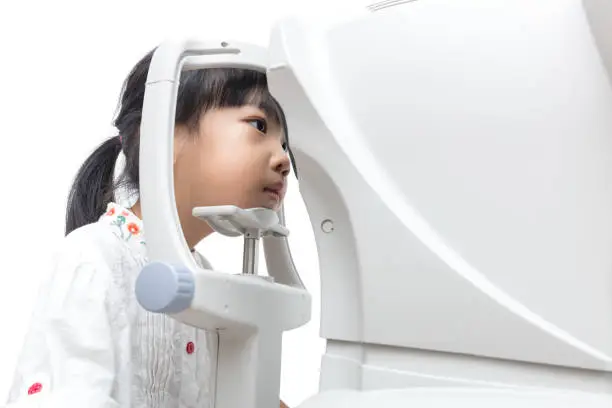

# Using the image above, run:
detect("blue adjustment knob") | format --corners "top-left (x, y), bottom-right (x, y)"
top-left (135, 262), bottom-right (195, 314)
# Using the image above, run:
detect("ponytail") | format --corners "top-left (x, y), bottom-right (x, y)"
top-left (65, 136), bottom-right (122, 235)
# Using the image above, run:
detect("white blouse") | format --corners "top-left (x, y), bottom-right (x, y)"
top-left (5, 203), bottom-right (216, 408)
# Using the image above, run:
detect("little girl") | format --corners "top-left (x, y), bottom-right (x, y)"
top-left (5, 48), bottom-right (292, 408)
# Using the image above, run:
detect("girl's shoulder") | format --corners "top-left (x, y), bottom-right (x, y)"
top-left (60, 203), bottom-right (147, 270)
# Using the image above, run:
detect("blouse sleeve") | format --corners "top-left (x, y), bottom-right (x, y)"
top-left (3, 234), bottom-right (120, 408)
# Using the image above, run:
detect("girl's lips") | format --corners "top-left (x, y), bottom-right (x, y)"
top-left (263, 181), bottom-right (286, 201)
top-left (264, 188), bottom-right (281, 201)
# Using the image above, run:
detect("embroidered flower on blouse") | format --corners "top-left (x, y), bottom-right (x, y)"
top-left (127, 223), bottom-right (140, 235)
top-left (23, 373), bottom-right (50, 398)
top-left (102, 203), bottom-right (146, 247)
top-left (27, 383), bottom-right (42, 395)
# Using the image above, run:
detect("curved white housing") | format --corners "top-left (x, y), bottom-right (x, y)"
top-left (266, 0), bottom-right (612, 399)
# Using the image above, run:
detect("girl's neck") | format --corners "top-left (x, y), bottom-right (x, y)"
top-left (130, 200), bottom-right (212, 250)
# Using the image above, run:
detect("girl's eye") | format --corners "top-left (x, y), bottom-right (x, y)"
top-left (248, 118), bottom-right (267, 133)
top-left (281, 141), bottom-right (288, 152)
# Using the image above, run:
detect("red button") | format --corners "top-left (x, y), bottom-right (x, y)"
top-left (28, 383), bottom-right (42, 395)
top-left (186, 341), bottom-right (195, 354)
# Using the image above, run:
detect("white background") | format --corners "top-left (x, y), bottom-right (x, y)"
top-left (0, 0), bottom-right (369, 405)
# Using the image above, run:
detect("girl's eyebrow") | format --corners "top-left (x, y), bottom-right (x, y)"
top-left (241, 105), bottom-right (268, 117)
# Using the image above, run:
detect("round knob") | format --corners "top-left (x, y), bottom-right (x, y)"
top-left (135, 262), bottom-right (195, 314)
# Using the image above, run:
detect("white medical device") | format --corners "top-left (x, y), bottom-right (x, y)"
top-left (135, 0), bottom-right (612, 406)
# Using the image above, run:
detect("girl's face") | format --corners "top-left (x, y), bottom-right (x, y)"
top-left (173, 105), bottom-right (290, 245)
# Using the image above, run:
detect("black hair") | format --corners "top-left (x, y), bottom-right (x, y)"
top-left (65, 48), bottom-right (293, 235)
